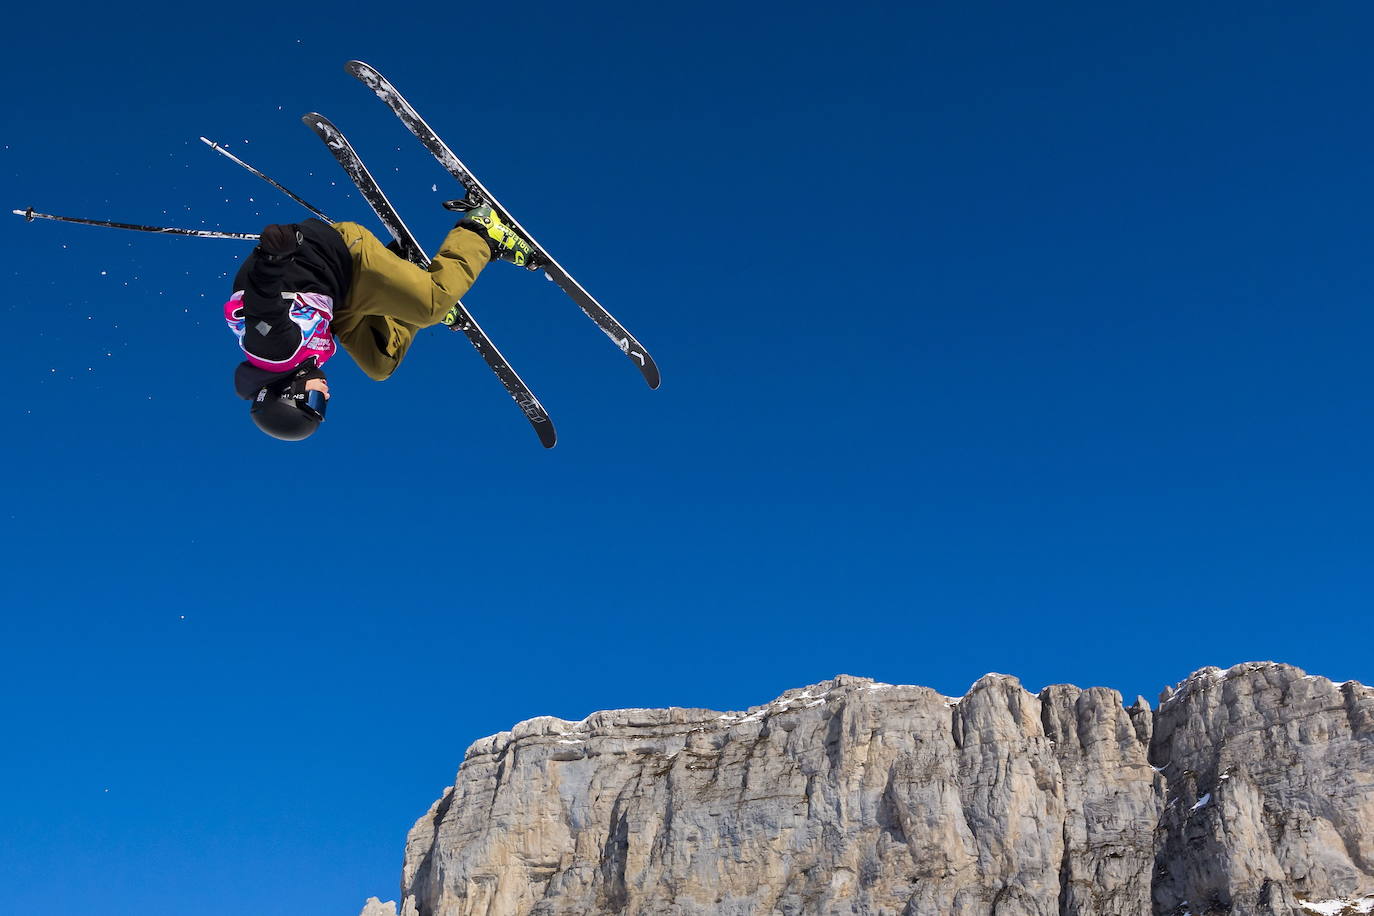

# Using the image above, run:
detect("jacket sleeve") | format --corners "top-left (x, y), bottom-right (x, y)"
top-left (238, 228), bottom-right (302, 362)
top-left (234, 358), bottom-right (325, 400)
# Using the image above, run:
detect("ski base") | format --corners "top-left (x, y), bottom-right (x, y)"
top-left (345, 60), bottom-right (660, 390)
top-left (302, 112), bottom-right (557, 448)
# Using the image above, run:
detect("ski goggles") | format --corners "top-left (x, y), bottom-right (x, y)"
top-left (300, 386), bottom-right (328, 421)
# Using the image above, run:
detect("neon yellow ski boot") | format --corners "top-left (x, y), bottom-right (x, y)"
top-left (457, 206), bottom-right (537, 267)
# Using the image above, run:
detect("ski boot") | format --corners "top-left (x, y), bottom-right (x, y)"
top-left (442, 302), bottom-right (466, 328)
top-left (450, 203), bottom-right (538, 268)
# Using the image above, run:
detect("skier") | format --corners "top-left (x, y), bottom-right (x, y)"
top-left (225, 207), bottom-right (535, 440)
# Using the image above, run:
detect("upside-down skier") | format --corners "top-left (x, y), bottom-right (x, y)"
top-left (225, 208), bottom-right (534, 441)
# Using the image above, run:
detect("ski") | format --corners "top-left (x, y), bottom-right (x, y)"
top-left (344, 60), bottom-right (661, 390)
top-left (301, 114), bottom-right (429, 264)
top-left (12, 207), bottom-right (258, 240)
top-left (302, 112), bottom-right (557, 449)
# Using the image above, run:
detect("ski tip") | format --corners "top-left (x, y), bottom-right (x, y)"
top-left (344, 60), bottom-right (387, 91)
top-left (301, 113), bottom-right (331, 135)
top-left (198, 136), bottom-right (216, 148)
top-left (345, 60), bottom-right (378, 79)
top-left (634, 352), bottom-right (661, 389)
top-left (13, 207), bottom-right (34, 221)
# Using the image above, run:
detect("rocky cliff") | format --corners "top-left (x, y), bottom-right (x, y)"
top-left (363, 662), bottom-right (1374, 916)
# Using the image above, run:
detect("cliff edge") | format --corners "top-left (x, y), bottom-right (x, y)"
top-left (364, 662), bottom-right (1374, 916)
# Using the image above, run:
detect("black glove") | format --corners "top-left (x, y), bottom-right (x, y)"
top-left (258, 224), bottom-right (302, 262)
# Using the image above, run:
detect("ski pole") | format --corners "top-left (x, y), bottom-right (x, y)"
top-left (199, 137), bottom-right (333, 222)
top-left (12, 207), bottom-right (259, 240)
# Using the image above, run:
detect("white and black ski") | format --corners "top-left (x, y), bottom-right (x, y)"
top-left (302, 112), bottom-right (557, 449)
top-left (344, 60), bottom-right (661, 390)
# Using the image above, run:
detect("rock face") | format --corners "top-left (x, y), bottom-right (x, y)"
top-left (383, 663), bottom-right (1374, 916)
top-left (358, 899), bottom-right (398, 916)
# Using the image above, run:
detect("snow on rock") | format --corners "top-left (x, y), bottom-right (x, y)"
top-left (1299, 897), bottom-right (1374, 916)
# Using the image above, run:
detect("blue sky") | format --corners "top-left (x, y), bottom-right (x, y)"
top-left (3, 2), bottom-right (1372, 914)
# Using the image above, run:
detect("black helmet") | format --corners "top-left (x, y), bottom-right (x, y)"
top-left (249, 379), bottom-right (328, 441)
